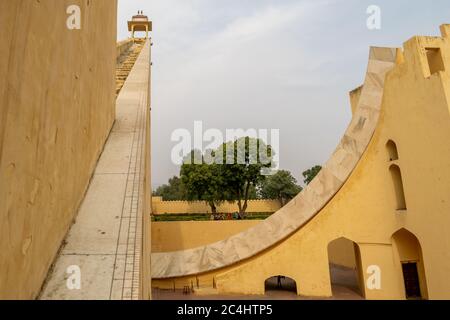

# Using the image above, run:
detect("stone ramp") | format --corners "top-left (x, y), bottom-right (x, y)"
top-left (40, 41), bottom-right (151, 300)
top-left (151, 47), bottom-right (398, 279)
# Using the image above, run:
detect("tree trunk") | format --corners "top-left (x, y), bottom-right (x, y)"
top-left (278, 197), bottom-right (284, 207)
top-left (242, 200), bottom-right (248, 215)
top-left (240, 183), bottom-right (251, 218)
top-left (209, 201), bottom-right (217, 220)
top-left (237, 188), bottom-right (243, 217)
top-left (236, 200), bottom-right (242, 219)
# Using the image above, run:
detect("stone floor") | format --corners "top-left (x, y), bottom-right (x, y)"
top-left (39, 41), bottom-right (150, 300)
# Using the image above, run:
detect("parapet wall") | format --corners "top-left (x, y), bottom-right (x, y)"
top-left (152, 221), bottom-right (260, 253)
top-left (152, 197), bottom-right (281, 214)
top-left (0, 1), bottom-right (117, 299)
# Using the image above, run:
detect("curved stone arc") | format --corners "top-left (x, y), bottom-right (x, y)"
top-left (152, 47), bottom-right (397, 279)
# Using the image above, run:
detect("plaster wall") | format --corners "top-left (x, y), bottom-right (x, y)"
top-left (152, 221), bottom-right (260, 253)
top-left (0, 0), bottom-right (117, 299)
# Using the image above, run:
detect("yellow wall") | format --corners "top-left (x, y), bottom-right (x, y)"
top-left (153, 221), bottom-right (355, 272)
top-left (152, 221), bottom-right (260, 253)
top-left (0, 1), bottom-right (117, 299)
top-left (142, 39), bottom-right (153, 300)
top-left (153, 26), bottom-right (450, 299)
top-left (152, 196), bottom-right (281, 215)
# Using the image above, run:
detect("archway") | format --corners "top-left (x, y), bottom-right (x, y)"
top-left (386, 140), bottom-right (399, 161)
top-left (390, 165), bottom-right (407, 210)
top-left (264, 275), bottom-right (297, 297)
top-left (392, 229), bottom-right (428, 299)
top-left (327, 237), bottom-right (364, 298)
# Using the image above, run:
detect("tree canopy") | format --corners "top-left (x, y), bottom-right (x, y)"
top-left (214, 137), bottom-right (274, 217)
top-left (178, 137), bottom-right (274, 217)
top-left (155, 141), bottom-right (326, 219)
top-left (153, 176), bottom-right (185, 200)
top-left (302, 165), bottom-right (322, 185)
top-left (259, 170), bottom-right (302, 206)
top-left (180, 150), bottom-right (229, 215)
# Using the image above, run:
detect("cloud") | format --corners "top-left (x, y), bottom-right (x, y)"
top-left (117, 0), bottom-right (450, 187)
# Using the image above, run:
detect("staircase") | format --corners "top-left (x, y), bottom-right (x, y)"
top-left (116, 41), bottom-right (145, 96)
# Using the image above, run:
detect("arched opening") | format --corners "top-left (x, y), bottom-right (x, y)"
top-left (389, 165), bottom-right (407, 210)
top-left (264, 275), bottom-right (297, 297)
top-left (392, 229), bottom-right (428, 299)
top-left (327, 237), bottom-right (364, 298)
top-left (386, 140), bottom-right (399, 161)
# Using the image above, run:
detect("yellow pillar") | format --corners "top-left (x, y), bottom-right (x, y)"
top-left (131, 24), bottom-right (135, 41)
top-left (145, 25), bottom-right (149, 40)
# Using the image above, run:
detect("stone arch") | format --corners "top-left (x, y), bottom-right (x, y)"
top-left (391, 228), bottom-right (428, 299)
top-left (264, 275), bottom-right (298, 296)
top-left (327, 237), bottom-right (364, 298)
top-left (386, 140), bottom-right (399, 161)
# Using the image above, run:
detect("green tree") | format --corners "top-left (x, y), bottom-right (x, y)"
top-left (153, 176), bottom-right (185, 200)
top-left (216, 137), bottom-right (274, 217)
top-left (180, 150), bottom-right (228, 216)
top-left (247, 184), bottom-right (259, 200)
top-left (302, 165), bottom-right (322, 185)
top-left (260, 170), bottom-right (302, 206)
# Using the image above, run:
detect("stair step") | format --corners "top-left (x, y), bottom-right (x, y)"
top-left (115, 43), bottom-right (145, 96)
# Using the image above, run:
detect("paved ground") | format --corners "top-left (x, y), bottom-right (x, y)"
top-left (152, 265), bottom-right (363, 300)
top-left (39, 41), bottom-right (150, 300)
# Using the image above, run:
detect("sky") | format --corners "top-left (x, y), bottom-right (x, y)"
top-left (118, 0), bottom-right (450, 187)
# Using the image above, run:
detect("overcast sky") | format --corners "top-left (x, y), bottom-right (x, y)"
top-left (118, 0), bottom-right (450, 187)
